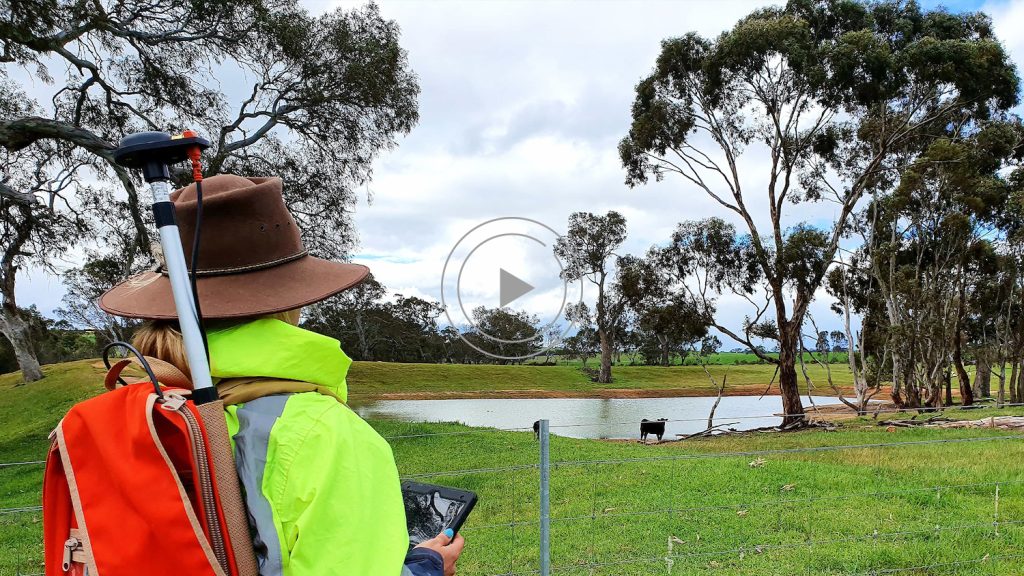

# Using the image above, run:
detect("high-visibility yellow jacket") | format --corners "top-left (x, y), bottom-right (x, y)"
top-left (206, 319), bottom-right (435, 576)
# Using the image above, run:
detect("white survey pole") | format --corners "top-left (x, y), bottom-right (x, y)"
top-left (149, 180), bottom-right (214, 391)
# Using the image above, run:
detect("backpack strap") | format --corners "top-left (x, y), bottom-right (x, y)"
top-left (104, 356), bottom-right (342, 406)
top-left (104, 356), bottom-right (193, 391)
top-left (216, 377), bottom-right (343, 406)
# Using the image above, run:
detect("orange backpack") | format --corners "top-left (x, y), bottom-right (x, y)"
top-left (43, 369), bottom-right (250, 576)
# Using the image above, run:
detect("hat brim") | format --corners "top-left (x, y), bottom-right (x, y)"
top-left (99, 257), bottom-right (369, 320)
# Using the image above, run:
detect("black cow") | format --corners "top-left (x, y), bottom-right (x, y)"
top-left (640, 418), bottom-right (668, 443)
top-left (533, 420), bottom-right (540, 440)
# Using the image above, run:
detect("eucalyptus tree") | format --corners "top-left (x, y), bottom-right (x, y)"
top-left (0, 0), bottom-right (419, 378)
top-left (56, 254), bottom-right (139, 346)
top-left (851, 119), bottom-right (1022, 408)
top-left (465, 306), bottom-right (541, 364)
top-left (562, 302), bottom-right (598, 368)
top-left (304, 274), bottom-right (388, 360)
top-left (620, 0), bottom-right (1018, 423)
top-left (554, 211), bottom-right (630, 383)
top-left (635, 297), bottom-right (709, 366)
top-left (54, 186), bottom-right (152, 346)
top-left (1, 78), bottom-right (93, 381)
top-left (825, 256), bottom-right (882, 414)
top-left (619, 251), bottom-right (710, 367)
top-left (563, 328), bottom-right (598, 369)
top-left (903, 122), bottom-right (1018, 406)
top-left (304, 276), bottom-right (448, 363)
top-left (966, 248), bottom-right (1012, 401)
top-left (1, 138), bottom-right (88, 381)
top-left (979, 178), bottom-right (1024, 406)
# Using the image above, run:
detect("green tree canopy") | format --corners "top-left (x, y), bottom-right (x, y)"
top-left (0, 0), bottom-right (419, 380)
top-left (620, 0), bottom-right (1019, 423)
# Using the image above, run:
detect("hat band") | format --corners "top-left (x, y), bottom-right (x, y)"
top-left (158, 249), bottom-right (310, 277)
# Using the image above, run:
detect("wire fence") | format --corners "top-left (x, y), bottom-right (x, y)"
top-left (0, 461), bottom-right (43, 469)
top-left (380, 409), bottom-right (1024, 576)
top-left (4, 405), bottom-right (1024, 575)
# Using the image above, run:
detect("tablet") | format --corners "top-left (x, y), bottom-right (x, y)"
top-left (401, 480), bottom-right (478, 546)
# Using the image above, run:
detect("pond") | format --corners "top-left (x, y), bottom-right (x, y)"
top-left (353, 395), bottom-right (845, 440)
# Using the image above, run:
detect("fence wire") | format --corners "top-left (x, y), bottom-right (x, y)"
top-left (460, 479), bottom-right (1024, 532)
top-left (6, 409), bottom-right (1024, 576)
top-left (0, 460), bottom-right (43, 469)
top-left (0, 401), bottom-right (1016, 466)
top-left (0, 505), bottom-right (40, 515)
top-left (385, 425), bottom-right (1024, 576)
top-left (395, 434), bottom-right (1023, 479)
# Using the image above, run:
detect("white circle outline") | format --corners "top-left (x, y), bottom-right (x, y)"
top-left (455, 232), bottom-right (568, 345)
top-left (440, 217), bottom-right (584, 360)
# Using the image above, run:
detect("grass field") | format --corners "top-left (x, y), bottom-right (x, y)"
top-left (346, 359), bottom-right (856, 399)
top-left (2, 361), bottom-right (1019, 575)
top-left (526, 351), bottom-right (850, 367)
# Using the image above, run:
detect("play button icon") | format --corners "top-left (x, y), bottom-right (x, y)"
top-left (499, 268), bottom-right (534, 307)
top-left (441, 216), bottom-right (584, 360)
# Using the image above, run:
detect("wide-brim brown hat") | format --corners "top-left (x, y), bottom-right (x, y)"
top-left (100, 174), bottom-right (369, 319)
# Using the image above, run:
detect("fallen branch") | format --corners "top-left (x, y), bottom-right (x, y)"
top-left (938, 416), bottom-right (1024, 429)
top-left (877, 416), bottom-right (952, 428)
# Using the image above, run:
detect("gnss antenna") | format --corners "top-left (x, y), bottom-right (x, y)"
top-left (113, 131), bottom-right (217, 404)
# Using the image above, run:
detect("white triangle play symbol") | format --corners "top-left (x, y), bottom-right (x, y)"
top-left (499, 268), bottom-right (534, 307)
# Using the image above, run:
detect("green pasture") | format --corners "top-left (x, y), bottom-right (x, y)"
top-left (526, 351), bottom-right (850, 367)
top-left (2, 361), bottom-right (1021, 575)
top-left (346, 359), bottom-right (855, 399)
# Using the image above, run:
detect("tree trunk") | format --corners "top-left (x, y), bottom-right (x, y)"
top-left (953, 336), bottom-right (973, 406)
top-left (0, 307), bottom-right (43, 382)
top-left (890, 348), bottom-right (907, 407)
top-left (777, 323), bottom-right (806, 427)
top-left (597, 329), bottom-right (612, 383)
top-left (1009, 361), bottom-right (1019, 405)
top-left (976, 356), bottom-right (991, 398)
top-left (888, 342), bottom-right (913, 405)
top-left (998, 361), bottom-right (1006, 408)
top-left (943, 368), bottom-right (954, 407)
top-left (354, 313), bottom-right (370, 360)
top-left (903, 362), bottom-right (921, 408)
top-left (1016, 360), bottom-right (1024, 406)
top-left (923, 366), bottom-right (944, 409)
top-left (890, 383), bottom-right (904, 407)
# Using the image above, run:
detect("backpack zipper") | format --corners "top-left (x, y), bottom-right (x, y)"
top-left (161, 393), bottom-right (229, 572)
top-left (62, 536), bottom-right (81, 572)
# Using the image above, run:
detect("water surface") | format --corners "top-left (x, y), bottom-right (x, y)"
top-left (353, 395), bottom-right (844, 439)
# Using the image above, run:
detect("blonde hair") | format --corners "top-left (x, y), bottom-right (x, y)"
top-left (132, 309), bottom-right (301, 376)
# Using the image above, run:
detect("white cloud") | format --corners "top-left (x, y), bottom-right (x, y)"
top-left (341, 0), bottom-right (819, 345)
top-left (987, 0), bottom-right (1024, 76)
top-left (22, 0), bottom-right (1024, 351)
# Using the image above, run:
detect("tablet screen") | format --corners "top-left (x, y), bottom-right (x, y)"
top-left (404, 488), bottom-right (468, 545)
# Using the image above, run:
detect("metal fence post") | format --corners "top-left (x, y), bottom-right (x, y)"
top-left (539, 419), bottom-right (551, 576)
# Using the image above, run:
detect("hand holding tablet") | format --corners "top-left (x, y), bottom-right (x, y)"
top-left (402, 481), bottom-right (478, 546)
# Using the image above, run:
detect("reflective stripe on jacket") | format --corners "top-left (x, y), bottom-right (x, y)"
top-left (207, 319), bottom-right (419, 576)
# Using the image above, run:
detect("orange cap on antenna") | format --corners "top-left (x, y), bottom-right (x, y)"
top-left (182, 129), bottom-right (203, 181)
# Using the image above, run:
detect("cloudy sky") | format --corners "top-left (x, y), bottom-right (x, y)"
top-left (18, 0), bottom-right (1024, 347)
